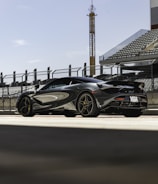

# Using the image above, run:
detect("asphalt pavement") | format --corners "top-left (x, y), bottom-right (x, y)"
top-left (0, 116), bottom-right (158, 184)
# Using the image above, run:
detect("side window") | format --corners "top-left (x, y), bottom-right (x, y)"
top-left (44, 79), bottom-right (71, 90)
top-left (70, 79), bottom-right (82, 85)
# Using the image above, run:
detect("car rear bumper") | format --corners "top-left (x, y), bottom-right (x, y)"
top-left (98, 94), bottom-right (147, 111)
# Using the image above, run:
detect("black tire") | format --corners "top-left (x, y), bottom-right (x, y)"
top-left (18, 96), bottom-right (35, 117)
top-left (123, 109), bottom-right (142, 117)
top-left (64, 110), bottom-right (76, 117)
top-left (77, 92), bottom-right (99, 117)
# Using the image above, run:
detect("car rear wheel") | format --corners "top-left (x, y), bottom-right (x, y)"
top-left (18, 96), bottom-right (35, 117)
top-left (123, 109), bottom-right (142, 117)
top-left (77, 92), bottom-right (99, 117)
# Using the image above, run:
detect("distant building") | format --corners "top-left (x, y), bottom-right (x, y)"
top-left (151, 0), bottom-right (158, 29)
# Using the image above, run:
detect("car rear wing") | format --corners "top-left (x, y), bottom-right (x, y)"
top-left (106, 80), bottom-right (144, 88)
top-left (97, 80), bottom-right (145, 92)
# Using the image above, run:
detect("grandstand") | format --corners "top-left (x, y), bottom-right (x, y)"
top-left (100, 29), bottom-right (158, 64)
top-left (99, 28), bottom-right (158, 107)
top-left (100, 29), bottom-right (158, 81)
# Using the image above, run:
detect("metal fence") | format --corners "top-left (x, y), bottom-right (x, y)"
top-left (0, 63), bottom-right (157, 111)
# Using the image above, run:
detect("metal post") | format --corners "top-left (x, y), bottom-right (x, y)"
top-left (47, 67), bottom-right (50, 80)
top-left (120, 64), bottom-right (123, 75)
top-left (111, 66), bottom-right (113, 75)
top-left (13, 71), bottom-right (16, 85)
top-left (25, 70), bottom-right (28, 83)
top-left (83, 63), bottom-right (87, 77)
top-left (69, 65), bottom-right (71, 77)
top-left (34, 69), bottom-right (37, 84)
top-left (117, 66), bottom-right (119, 75)
top-left (116, 63), bottom-right (120, 76)
top-left (0, 72), bottom-right (3, 85)
top-left (100, 65), bottom-right (103, 75)
top-left (151, 63), bottom-right (154, 90)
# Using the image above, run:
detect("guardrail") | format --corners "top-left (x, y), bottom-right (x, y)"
top-left (0, 64), bottom-right (122, 89)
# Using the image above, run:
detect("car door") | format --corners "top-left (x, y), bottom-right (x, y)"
top-left (32, 78), bottom-right (75, 107)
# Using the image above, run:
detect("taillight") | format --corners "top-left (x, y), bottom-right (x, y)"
top-left (115, 97), bottom-right (125, 101)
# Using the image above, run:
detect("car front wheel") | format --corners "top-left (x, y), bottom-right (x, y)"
top-left (18, 96), bottom-right (35, 117)
top-left (77, 92), bottom-right (99, 117)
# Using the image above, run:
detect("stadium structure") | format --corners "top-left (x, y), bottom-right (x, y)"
top-left (99, 0), bottom-right (158, 108)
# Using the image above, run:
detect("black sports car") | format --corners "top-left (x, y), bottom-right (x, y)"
top-left (16, 76), bottom-right (147, 117)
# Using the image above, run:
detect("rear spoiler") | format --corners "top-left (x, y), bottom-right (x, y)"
top-left (105, 80), bottom-right (144, 88)
top-left (107, 80), bottom-right (145, 91)
top-left (97, 80), bottom-right (145, 92)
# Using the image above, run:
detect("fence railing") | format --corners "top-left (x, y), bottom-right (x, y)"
top-left (0, 63), bottom-right (158, 111)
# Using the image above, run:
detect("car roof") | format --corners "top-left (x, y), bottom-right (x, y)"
top-left (60, 76), bottom-right (103, 83)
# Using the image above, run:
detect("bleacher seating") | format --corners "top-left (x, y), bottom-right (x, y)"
top-left (106, 29), bottom-right (158, 61)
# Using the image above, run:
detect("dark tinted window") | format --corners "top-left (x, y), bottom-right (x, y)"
top-left (71, 77), bottom-right (102, 83)
top-left (41, 78), bottom-right (71, 90)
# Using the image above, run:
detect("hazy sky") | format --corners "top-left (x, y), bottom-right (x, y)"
top-left (0, 0), bottom-right (150, 74)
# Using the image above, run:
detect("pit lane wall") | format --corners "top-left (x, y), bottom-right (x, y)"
top-left (147, 90), bottom-right (158, 107)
